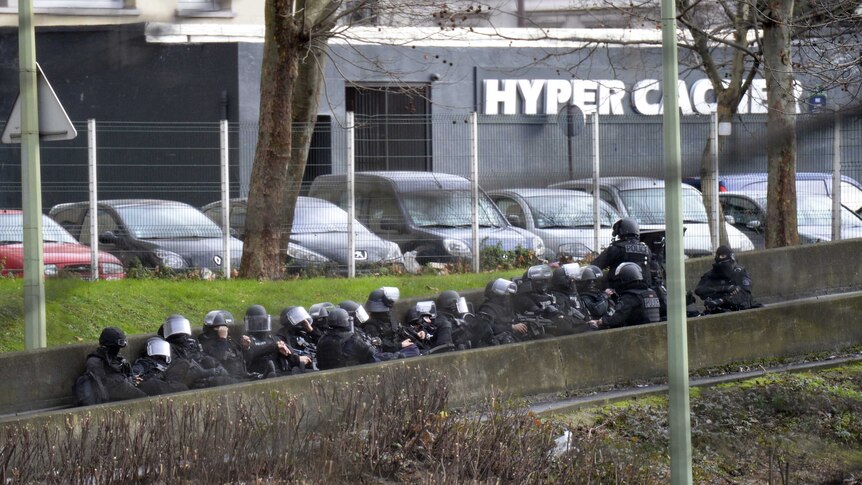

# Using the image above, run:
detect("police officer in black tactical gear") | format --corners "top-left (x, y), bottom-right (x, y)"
top-left (82, 327), bottom-right (147, 402)
top-left (576, 266), bottom-right (614, 320)
top-left (132, 336), bottom-right (189, 396)
top-left (339, 300), bottom-right (420, 358)
top-left (589, 263), bottom-right (661, 329)
top-left (476, 278), bottom-right (523, 344)
top-left (512, 264), bottom-right (578, 338)
top-left (437, 289), bottom-right (495, 349)
top-left (548, 263), bottom-right (590, 333)
top-left (316, 308), bottom-right (414, 370)
top-left (163, 314), bottom-right (237, 388)
top-left (309, 302), bottom-right (335, 333)
top-left (694, 245), bottom-right (756, 314)
top-left (243, 304), bottom-right (312, 377)
top-left (364, 287), bottom-right (408, 353)
top-left (403, 301), bottom-right (456, 353)
top-left (198, 310), bottom-right (264, 381)
top-left (592, 217), bottom-right (654, 288)
top-left (275, 306), bottom-right (321, 369)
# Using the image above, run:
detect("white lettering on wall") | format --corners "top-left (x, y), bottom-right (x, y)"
top-left (482, 77), bottom-right (796, 116)
top-left (544, 79), bottom-right (573, 115)
top-left (517, 79), bottom-right (545, 115)
top-left (632, 79), bottom-right (661, 115)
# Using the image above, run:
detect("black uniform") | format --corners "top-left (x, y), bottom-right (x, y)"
top-left (548, 284), bottom-right (589, 334)
top-left (198, 329), bottom-right (262, 381)
top-left (363, 312), bottom-right (404, 353)
top-left (694, 260), bottom-right (754, 313)
top-left (315, 330), bottom-right (409, 370)
top-left (167, 335), bottom-right (236, 388)
top-left (476, 296), bottom-right (518, 345)
top-left (131, 355), bottom-right (188, 396)
top-left (84, 347), bottom-right (147, 402)
top-left (594, 281), bottom-right (661, 328)
top-left (245, 332), bottom-right (309, 376)
top-left (592, 237), bottom-right (654, 289)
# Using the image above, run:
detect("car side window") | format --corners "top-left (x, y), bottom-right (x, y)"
top-left (230, 206), bottom-right (246, 231)
top-left (599, 188), bottom-right (615, 208)
top-left (203, 206), bottom-right (222, 226)
top-left (721, 196), bottom-right (760, 226)
top-left (494, 197), bottom-right (525, 228)
top-left (367, 194), bottom-right (403, 233)
top-left (80, 210), bottom-right (120, 245)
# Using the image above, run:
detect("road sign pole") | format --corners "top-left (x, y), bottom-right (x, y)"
top-left (19, 0), bottom-right (47, 349)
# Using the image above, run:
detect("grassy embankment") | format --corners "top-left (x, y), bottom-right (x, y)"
top-left (0, 270), bottom-right (521, 352)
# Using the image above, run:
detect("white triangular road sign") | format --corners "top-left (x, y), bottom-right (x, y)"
top-left (1, 62), bottom-right (77, 144)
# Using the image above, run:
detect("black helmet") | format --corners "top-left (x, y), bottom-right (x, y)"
top-left (99, 326), bottom-right (128, 348)
top-left (327, 308), bottom-right (351, 330)
top-left (485, 278), bottom-right (517, 298)
top-left (525, 264), bottom-right (553, 282)
top-left (616, 262), bottom-right (643, 284)
top-left (551, 267), bottom-right (570, 289)
top-left (578, 267), bottom-right (598, 281)
top-left (339, 300), bottom-right (370, 324)
top-left (163, 315), bottom-right (192, 339)
top-left (414, 301), bottom-right (437, 320)
top-left (437, 290), bottom-right (468, 314)
top-left (145, 337), bottom-right (172, 364)
top-left (244, 304), bottom-right (272, 334)
top-left (203, 310), bottom-right (234, 328)
top-left (365, 287), bottom-right (400, 313)
top-left (280, 306), bottom-right (312, 329)
top-left (613, 217), bottom-right (639, 238)
top-left (309, 302), bottom-right (334, 320)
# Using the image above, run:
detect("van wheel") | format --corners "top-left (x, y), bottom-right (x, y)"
top-left (413, 245), bottom-right (436, 265)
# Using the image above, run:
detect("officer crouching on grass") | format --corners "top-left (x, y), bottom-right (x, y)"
top-left (589, 263), bottom-right (661, 330)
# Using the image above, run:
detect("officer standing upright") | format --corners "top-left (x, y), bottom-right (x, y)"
top-left (589, 263), bottom-right (661, 329)
top-left (592, 217), bottom-right (654, 289)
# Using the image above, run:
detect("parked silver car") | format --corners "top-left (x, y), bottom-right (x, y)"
top-left (719, 191), bottom-right (862, 249)
top-left (488, 188), bottom-right (619, 261)
top-left (549, 176), bottom-right (755, 257)
top-left (201, 196), bottom-right (404, 271)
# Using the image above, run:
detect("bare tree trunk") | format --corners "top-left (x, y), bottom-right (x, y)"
top-left (240, 0), bottom-right (337, 279)
top-left (761, 0), bottom-right (799, 248)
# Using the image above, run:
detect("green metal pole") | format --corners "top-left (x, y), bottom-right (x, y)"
top-left (19, 0), bottom-right (47, 349)
top-left (661, 0), bottom-right (693, 482)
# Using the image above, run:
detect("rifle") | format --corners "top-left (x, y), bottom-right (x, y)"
top-left (400, 324), bottom-right (432, 351)
top-left (516, 311), bottom-right (558, 339)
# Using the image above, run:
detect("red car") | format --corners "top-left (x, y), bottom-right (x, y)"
top-left (0, 210), bottom-right (125, 280)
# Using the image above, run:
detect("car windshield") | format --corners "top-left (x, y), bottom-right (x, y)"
top-left (116, 205), bottom-right (224, 239)
top-left (524, 195), bottom-right (619, 229)
top-left (294, 203), bottom-right (373, 235)
top-left (0, 214), bottom-right (79, 244)
top-left (754, 195), bottom-right (862, 228)
top-left (619, 187), bottom-right (709, 224)
top-left (402, 190), bottom-right (507, 228)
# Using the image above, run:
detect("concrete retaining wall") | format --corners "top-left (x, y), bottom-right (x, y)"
top-left (2, 237), bottom-right (862, 418)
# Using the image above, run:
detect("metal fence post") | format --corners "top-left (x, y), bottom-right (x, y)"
top-left (87, 119), bottom-right (99, 281)
top-left (832, 113), bottom-right (842, 241)
top-left (347, 112), bottom-right (356, 278)
top-left (592, 112), bottom-right (600, 253)
top-left (220, 119), bottom-right (231, 279)
top-left (470, 112), bottom-right (480, 273)
top-left (711, 111), bottom-right (720, 251)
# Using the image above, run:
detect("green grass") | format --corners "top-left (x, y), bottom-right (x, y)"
top-left (0, 270), bottom-right (522, 352)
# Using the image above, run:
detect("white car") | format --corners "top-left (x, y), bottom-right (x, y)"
top-left (549, 176), bottom-right (755, 257)
top-left (488, 188), bottom-right (619, 261)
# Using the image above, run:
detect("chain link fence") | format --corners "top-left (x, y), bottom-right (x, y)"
top-left (1, 111), bottom-right (860, 279)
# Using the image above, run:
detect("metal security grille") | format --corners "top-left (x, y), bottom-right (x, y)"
top-left (346, 86), bottom-right (432, 172)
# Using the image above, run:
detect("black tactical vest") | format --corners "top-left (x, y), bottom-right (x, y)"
top-left (315, 332), bottom-right (353, 370)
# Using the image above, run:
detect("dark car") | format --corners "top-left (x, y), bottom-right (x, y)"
top-left (308, 171), bottom-right (545, 263)
top-left (0, 210), bottom-right (125, 280)
top-left (719, 191), bottom-right (862, 249)
top-left (200, 196), bottom-right (404, 271)
top-left (48, 199), bottom-right (243, 272)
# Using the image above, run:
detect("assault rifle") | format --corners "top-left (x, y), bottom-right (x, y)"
top-left (516, 310), bottom-right (558, 339)
top-left (400, 325), bottom-right (432, 351)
